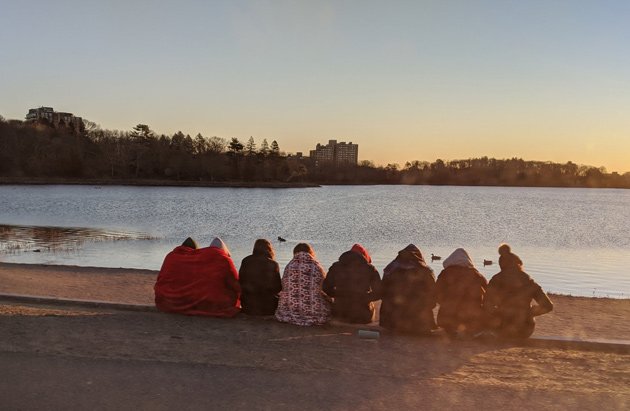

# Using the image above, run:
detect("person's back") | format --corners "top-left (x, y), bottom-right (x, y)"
top-left (380, 244), bottom-right (436, 334)
top-left (485, 244), bottom-right (553, 338)
top-left (275, 244), bottom-right (331, 326)
top-left (154, 237), bottom-right (241, 317)
top-left (323, 244), bottom-right (381, 324)
top-left (239, 239), bottom-right (281, 316)
top-left (435, 248), bottom-right (487, 336)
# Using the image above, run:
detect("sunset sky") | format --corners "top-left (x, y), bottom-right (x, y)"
top-left (1, 1), bottom-right (629, 172)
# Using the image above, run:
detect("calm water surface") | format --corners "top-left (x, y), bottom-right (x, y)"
top-left (0, 185), bottom-right (628, 298)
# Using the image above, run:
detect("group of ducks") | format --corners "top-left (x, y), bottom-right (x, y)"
top-left (278, 237), bottom-right (494, 267)
top-left (431, 253), bottom-right (493, 266)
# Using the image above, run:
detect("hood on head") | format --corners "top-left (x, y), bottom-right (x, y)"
top-left (350, 243), bottom-right (371, 263)
top-left (443, 248), bottom-right (474, 269)
top-left (339, 250), bottom-right (368, 265)
top-left (399, 244), bottom-right (426, 264)
top-left (383, 243), bottom-right (429, 277)
top-left (181, 237), bottom-right (198, 249)
top-left (210, 237), bottom-right (230, 256)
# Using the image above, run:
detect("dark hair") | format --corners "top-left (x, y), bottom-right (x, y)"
top-left (253, 239), bottom-right (275, 259)
top-left (293, 243), bottom-right (315, 256)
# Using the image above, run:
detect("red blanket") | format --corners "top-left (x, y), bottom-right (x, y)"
top-left (154, 246), bottom-right (241, 317)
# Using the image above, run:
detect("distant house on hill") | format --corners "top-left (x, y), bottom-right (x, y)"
top-left (25, 107), bottom-right (84, 131)
top-left (309, 139), bottom-right (358, 165)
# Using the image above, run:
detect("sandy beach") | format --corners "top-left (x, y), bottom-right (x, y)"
top-left (1, 262), bottom-right (629, 340)
top-left (1, 262), bottom-right (629, 410)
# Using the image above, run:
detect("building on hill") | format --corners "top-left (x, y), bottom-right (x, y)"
top-left (25, 107), bottom-right (84, 131)
top-left (309, 140), bottom-right (358, 165)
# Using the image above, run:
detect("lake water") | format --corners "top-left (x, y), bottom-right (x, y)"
top-left (0, 185), bottom-right (628, 298)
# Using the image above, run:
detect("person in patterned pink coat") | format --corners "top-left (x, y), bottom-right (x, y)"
top-left (275, 243), bottom-right (332, 326)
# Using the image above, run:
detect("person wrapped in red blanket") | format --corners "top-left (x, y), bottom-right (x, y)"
top-left (154, 237), bottom-right (241, 317)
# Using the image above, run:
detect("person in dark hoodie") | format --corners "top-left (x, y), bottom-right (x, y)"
top-left (323, 244), bottom-right (382, 324)
top-left (380, 244), bottom-right (437, 334)
top-left (435, 248), bottom-right (488, 338)
top-left (484, 244), bottom-right (553, 339)
top-left (238, 239), bottom-right (282, 316)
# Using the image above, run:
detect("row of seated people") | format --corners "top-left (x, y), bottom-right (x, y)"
top-left (154, 238), bottom-right (553, 339)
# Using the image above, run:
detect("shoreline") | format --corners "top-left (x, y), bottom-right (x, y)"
top-left (0, 177), bottom-right (320, 189)
top-left (1, 177), bottom-right (628, 190)
top-left (1, 261), bottom-right (629, 341)
top-left (0, 260), bottom-right (626, 300)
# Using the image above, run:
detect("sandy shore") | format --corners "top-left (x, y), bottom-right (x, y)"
top-left (0, 262), bottom-right (629, 409)
top-left (1, 262), bottom-right (629, 340)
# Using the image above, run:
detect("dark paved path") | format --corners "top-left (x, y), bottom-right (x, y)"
top-left (1, 351), bottom-right (626, 411)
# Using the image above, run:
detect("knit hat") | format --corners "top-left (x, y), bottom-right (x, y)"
top-left (498, 243), bottom-right (523, 269)
top-left (351, 243), bottom-right (371, 263)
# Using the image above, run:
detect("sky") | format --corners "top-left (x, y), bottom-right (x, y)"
top-left (1, 0), bottom-right (629, 172)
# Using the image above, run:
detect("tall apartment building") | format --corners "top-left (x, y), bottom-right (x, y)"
top-left (25, 107), bottom-right (84, 130)
top-left (309, 140), bottom-right (358, 165)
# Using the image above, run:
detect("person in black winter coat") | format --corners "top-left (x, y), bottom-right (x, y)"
top-left (380, 244), bottom-right (437, 334)
top-left (484, 244), bottom-right (553, 339)
top-left (238, 239), bottom-right (282, 316)
top-left (323, 244), bottom-right (382, 324)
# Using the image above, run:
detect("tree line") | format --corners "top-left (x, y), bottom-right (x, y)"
top-left (0, 116), bottom-right (628, 188)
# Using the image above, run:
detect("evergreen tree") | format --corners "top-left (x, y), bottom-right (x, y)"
top-left (260, 138), bottom-right (270, 156)
top-left (194, 133), bottom-right (207, 154)
top-left (130, 124), bottom-right (154, 142)
top-left (245, 136), bottom-right (256, 155)
top-left (270, 140), bottom-right (280, 156)
top-left (228, 138), bottom-right (244, 154)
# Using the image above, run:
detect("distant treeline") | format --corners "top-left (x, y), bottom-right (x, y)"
top-left (1, 117), bottom-right (628, 188)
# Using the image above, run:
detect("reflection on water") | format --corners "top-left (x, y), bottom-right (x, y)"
top-left (0, 224), bottom-right (156, 254)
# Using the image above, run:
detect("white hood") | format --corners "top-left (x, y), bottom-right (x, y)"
top-left (210, 237), bottom-right (231, 256)
top-left (443, 248), bottom-right (475, 269)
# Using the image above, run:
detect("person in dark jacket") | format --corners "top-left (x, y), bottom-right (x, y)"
top-left (380, 244), bottom-right (437, 334)
top-left (484, 244), bottom-right (553, 339)
top-left (435, 248), bottom-right (488, 337)
top-left (238, 239), bottom-right (282, 316)
top-left (323, 244), bottom-right (382, 324)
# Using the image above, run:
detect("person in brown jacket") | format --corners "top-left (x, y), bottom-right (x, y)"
top-left (484, 244), bottom-right (553, 339)
top-left (238, 239), bottom-right (282, 316)
top-left (435, 248), bottom-right (488, 337)
top-left (380, 244), bottom-right (437, 334)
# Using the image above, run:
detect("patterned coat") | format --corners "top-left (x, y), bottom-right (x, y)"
top-left (275, 252), bottom-right (331, 326)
